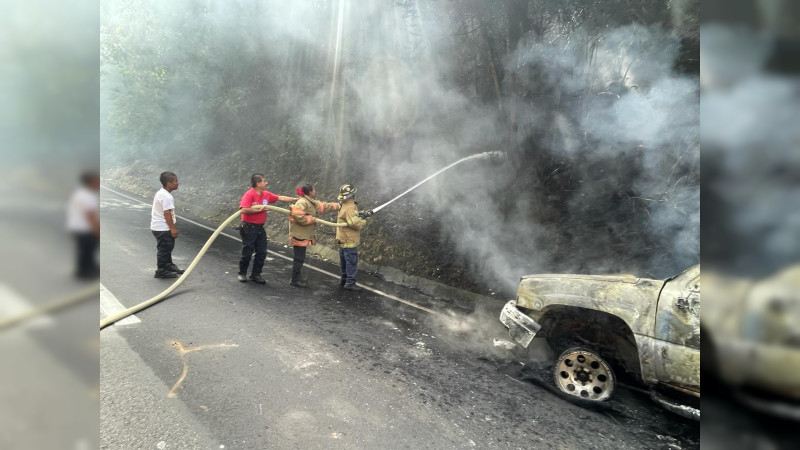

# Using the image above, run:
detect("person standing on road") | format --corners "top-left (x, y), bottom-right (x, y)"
top-left (67, 171), bottom-right (100, 279)
top-left (288, 183), bottom-right (340, 288)
top-left (335, 184), bottom-right (373, 292)
top-left (238, 174), bottom-right (298, 284)
top-left (150, 171), bottom-right (182, 279)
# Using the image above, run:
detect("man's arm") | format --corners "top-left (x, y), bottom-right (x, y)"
top-left (290, 201), bottom-right (316, 225)
top-left (240, 205), bottom-right (266, 214)
top-left (344, 208), bottom-right (366, 230)
top-left (277, 195), bottom-right (298, 203)
top-left (317, 201), bottom-right (340, 215)
top-left (163, 209), bottom-right (179, 238)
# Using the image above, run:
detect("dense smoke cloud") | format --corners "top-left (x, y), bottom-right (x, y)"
top-left (102, 1), bottom-right (698, 295)
top-left (416, 23), bottom-right (701, 291)
top-left (701, 24), bottom-right (800, 276)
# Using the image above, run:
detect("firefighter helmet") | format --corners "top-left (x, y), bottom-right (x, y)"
top-left (338, 184), bottom-right (357, 201)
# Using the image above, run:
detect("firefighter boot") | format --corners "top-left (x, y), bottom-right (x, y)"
top-left (343, 284), bottom-right (363, 292)
top-left (290, 265), bottom-right (308, 288)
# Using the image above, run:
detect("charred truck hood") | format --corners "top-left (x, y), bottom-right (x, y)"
top-left (513, 273), bottom-right (666, 338)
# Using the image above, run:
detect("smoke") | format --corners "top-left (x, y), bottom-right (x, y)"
top-left (416, 23), bottom-right (701, 292)
top-left (701, 24), bottom-right (800, 276)
top-left (101, 1), bottom-right (698, 295)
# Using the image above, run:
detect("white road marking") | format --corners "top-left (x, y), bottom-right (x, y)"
top-left (0, 283), bottom-right (53, 328)
top-left (101, 185), bottom-right (438, 315)
top-left (100, 283), bottom-right (141, 325)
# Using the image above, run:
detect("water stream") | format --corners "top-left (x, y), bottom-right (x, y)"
top-left (371, 151), bottom-right (503, 213)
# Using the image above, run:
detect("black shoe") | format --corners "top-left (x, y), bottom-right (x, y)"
top-left (75, 270), bottom-right (100, 280)
top-left (237, 273), bottom-right (248, 282)
top-left (289, 279), bottom-right (308, 288)
top-left (154, 269), bottom-right (179, 278)
top-left (343, 284), bottom-right (362, 292)
top-left (339, 280), bottom-right (346, 287)
top-left (249, 275), bottom-right (266, 284)
top-left (166, 263), bottom-right (185, 274)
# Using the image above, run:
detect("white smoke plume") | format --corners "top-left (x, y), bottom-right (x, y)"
top-left (101, 1), bottom-right (699, 295)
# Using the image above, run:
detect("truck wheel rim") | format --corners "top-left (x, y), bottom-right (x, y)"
top-left (554, 348), bottom-right (615, 402)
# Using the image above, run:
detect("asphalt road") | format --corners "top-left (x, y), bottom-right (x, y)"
top-left (100, 185), bottom-right (699, 449)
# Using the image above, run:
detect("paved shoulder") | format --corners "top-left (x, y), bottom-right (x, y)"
top-left (101, 327), bottom-right (220, 449)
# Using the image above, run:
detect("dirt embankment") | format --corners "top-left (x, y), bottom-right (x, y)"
top-left (102, 154), bottom-right (501, 307)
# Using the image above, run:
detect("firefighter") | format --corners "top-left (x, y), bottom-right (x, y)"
top-left (288, 183), bottom-right (341, 287)
top-left (335, 184), bottom-right (373, 292)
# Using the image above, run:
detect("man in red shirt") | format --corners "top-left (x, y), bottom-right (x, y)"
top-left (238, 174), bottom-right (298, 284)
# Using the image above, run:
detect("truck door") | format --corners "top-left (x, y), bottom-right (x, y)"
top-left (653, 265), bottom-right (701, 388)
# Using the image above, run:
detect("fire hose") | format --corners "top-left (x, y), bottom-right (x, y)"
top-left (0, 284), bottom-right (99, 331)
top-left (11, 152), bottom-right (497, 331)
top-left (99, 205), bottom-right (346, 330)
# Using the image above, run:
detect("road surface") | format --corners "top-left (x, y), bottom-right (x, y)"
top-left (100, 185), bottom-right (699, 449)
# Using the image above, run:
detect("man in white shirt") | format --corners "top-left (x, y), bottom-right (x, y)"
top-left (150, 171), bottom-right (182, 278)
top-left (67, 171), bottom-right (100, 279)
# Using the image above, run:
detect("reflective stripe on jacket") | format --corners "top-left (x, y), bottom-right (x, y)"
top-left (288, 195), bottom-right (340, 246)
top-left (335, 199), bottom-right (366, 248)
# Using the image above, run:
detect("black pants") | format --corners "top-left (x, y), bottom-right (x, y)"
top-left (239, 223), bottom-right (267, 276)
top-left (291, 245), bottom-right (307, 283)
top-left (73, 232), bottom-right (99, 278)
top-left (152, 230), bottom-right (175, 270)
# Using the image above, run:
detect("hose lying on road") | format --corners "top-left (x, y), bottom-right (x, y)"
top-left (0, 284), bottom-right (99, 332)
top-left (100, 205), bottom-right (345, 330)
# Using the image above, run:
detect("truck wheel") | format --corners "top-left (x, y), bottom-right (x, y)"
top-left (553, 347), bottom-right (616, 402)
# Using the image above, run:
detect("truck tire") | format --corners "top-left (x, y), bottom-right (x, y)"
top-left (553, 346), bottom-right (616, 402)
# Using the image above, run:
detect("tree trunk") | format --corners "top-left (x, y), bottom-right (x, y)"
top-left (477, 18), bottom-right (503, 114)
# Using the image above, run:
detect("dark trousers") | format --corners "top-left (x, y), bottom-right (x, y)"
top-left (291, 245), bottom-right (307, 282)
top-left (152, 230), bottom-right (175, 270)
top-left (239, 223), bottom-right (267, 276)
top-left (73, 232), bottom-right (99, 278)
top-left (339, 247), bottom-right (358, 286)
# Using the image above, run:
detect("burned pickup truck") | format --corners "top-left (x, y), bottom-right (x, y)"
top-left (500, 265), bottom-right (700, 419)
